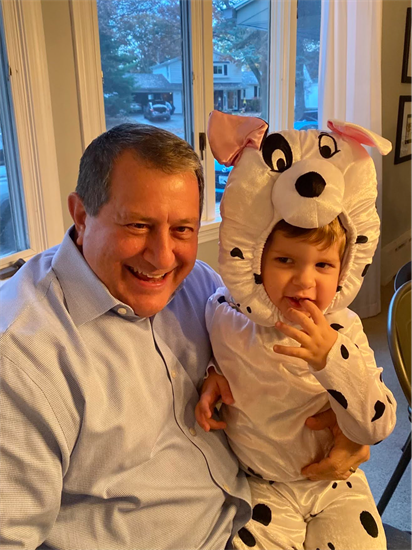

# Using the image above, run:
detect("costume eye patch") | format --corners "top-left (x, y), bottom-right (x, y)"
top-left (318, 133), bottom-right (340, 159)
top-left (262, 133), bottom-right (293, 173)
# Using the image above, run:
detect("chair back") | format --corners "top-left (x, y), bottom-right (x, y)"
top-left (394, 260), bottom-right (411, 291)
top-left (387, 280), bottom-right (411, 405)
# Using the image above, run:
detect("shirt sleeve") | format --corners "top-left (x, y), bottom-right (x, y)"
top-left (0, 355), bottom-right (68, 549)
top-left (312, 310), bottom-right (397, 445)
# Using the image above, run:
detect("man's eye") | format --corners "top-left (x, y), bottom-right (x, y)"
top-left (175, 226), bottom-right (192, 234)
top-left (129, 223), bottom-right (148, 230)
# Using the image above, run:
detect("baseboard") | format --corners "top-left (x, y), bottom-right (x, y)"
top-left (381, 229), bottom-right (411, 286)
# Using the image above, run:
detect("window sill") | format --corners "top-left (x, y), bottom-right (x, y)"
top-left (198, 216), bottom-right (221, 244)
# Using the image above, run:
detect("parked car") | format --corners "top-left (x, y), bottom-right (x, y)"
top-left (129, 102), bottom-right (142, 113)
top-left (215, 160), bottom-right (232, 202)
top-left (294, 109), bottom-right (318, 131)
top-left (143, 101), bottom-right (171, 121)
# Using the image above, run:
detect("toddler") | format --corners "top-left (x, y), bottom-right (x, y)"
top-left (196, 112), bottom-right (396, 550)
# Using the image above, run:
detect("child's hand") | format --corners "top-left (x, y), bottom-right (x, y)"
top-left (195, 368), bottom-right (234, 432)
top-left (273, 300), bottom-right (338, 371)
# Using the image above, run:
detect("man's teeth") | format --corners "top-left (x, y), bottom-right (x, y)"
top-left (130, 267), bottom-right (165, 279)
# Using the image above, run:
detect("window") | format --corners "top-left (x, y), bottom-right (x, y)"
top-left (293, 0), bottom-right (321, 130)
top-left (70, 0), bottom-right (299, 238)
top-left (0, 0), bottom-right (64, 269)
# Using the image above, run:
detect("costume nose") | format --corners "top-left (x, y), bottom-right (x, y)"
top-left (295, 172), bottom-right (326, 198)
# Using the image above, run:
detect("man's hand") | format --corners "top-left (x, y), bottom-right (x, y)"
top-left (301, 409), bottom-right (370, 480)
top-left (274, 301), bottom-right (338, 371)
top-left (195, 368), bottom-right (234, 432)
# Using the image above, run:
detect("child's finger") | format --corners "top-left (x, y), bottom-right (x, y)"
top-left (299, 299), bottom-right (324, 324)
top-left (273, 344), bottom-right (308, 361)
top-left (195, 406), bottom-right (211, 432)
top-left (275, 320), bottom-right (311, 346)
top-left (217, 377), bottom-right (235, 405)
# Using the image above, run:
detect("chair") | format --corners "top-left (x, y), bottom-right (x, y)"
top-left (377, 277), bottom-right (411, 516)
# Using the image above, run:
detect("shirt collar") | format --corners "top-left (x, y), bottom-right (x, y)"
top-left (51, 226), bottom-right (186, 326)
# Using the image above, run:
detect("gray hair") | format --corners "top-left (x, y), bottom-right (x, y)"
top-left (76, 123), bottom-right (204, 216)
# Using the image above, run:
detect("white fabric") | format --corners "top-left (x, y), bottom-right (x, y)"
top-left (206, 287), bottom-right (396, 483)
top-left (233, 472), bottom-right (386, 550)
top-left (318, 0), bottom-right (384, 318)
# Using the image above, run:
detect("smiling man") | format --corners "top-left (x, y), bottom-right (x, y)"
top-left (0, 124), bottom-right (369, 550)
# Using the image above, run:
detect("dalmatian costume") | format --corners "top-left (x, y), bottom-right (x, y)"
top-left (206, 112), bottom-right (397, 550)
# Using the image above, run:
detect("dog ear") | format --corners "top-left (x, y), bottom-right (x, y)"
top-left (327, 119), bottom-right (392, 155)
top-left (207, 110), bottom-right (268, 167)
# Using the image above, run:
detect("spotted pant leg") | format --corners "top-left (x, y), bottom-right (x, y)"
top-left (304, 470), bottom-right (386, 550)
top-left (233, 477), bottom-right (306, 550)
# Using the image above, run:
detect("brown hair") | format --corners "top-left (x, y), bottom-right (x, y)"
top-left (269, 218), bottom-right (347, 260)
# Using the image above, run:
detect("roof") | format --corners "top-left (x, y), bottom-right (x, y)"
top-left (127, 73), bottom-right (182, 92)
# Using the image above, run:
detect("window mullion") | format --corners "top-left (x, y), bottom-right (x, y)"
top-left (190, 0), bottom-right (215, 222)
top-left (269, 0), bottom-right (297, 131)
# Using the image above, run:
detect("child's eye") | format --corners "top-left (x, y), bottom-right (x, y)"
top-left (276, 257), bottom-right (292, 264)
top-left (317, 262), bottom-right (332, 269)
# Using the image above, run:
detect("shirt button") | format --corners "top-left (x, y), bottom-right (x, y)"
top-left (189, 427), bottom-right (197, 437)
top-left (223, 484), bottom-right (230, 492)
top-left (118, 307), bottom-right (127, 315)
top-left (171, 370), bottom-right (177, 379)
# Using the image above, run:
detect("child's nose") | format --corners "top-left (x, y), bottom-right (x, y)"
top-left (293, 268), bottom-right (315, 289)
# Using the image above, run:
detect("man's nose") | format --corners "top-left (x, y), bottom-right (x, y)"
top-left (144, 230), bottom-right (175, 270)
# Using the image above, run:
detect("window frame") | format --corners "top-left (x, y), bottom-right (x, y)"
top-left (69, 0), bottom-right (298, 243)
top-left (0, 0), bottom-right (64, 269)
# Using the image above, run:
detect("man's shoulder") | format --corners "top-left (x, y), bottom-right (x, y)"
top-left (0, 245), bottom-right (61, 335)
top-left (185, 260), bottom-right (223, 294)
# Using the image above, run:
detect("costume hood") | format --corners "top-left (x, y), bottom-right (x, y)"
top-left (207, 111), bottom-right (392, 327)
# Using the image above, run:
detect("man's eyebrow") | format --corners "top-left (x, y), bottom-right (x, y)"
top-left (117, 213), bottom-right (199, 225)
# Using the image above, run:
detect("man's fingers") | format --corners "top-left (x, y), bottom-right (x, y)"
top-left (217, 378), bottom-right (235, 405)
top-left (305, 408), bottom-right (337, 431)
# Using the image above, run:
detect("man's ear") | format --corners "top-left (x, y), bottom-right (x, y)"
top-left (68, 192), bottom-right (87, 246)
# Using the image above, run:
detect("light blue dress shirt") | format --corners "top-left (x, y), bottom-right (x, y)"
top-left (0, 228), bottom-right (251, 550)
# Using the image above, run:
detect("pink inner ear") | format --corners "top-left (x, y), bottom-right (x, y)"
top-left (340, 126), bottom-right (377, 147)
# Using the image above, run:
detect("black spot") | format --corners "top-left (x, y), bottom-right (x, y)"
top-left (360, 511), bottom-right (379, 538)
top-left (238, 527), bottom-right (256, 547)
top-left (362, 264), bottom-right (371, 277)
top-left (386, 394), bottom-right (393, 405)
top-left (356, 235), bottom-right (369, 244)
top-left (332, 482), bottom-right (338, 489)
top-left (380, 372), bottom-right (383, 382)
top-left (217, 296), bottom-right (227, 304)
top-left (374, 440), bottom-right (383, 446)
top-left (327, 390), bottom-right (348, 409)
top-left (237, 304), bottom-right (240, 308)
top-left (295, 172), bottom-right (326, 198)
top-left (347, 481), bottom-right (352, 488)
top-left (328, 543), bottom-right (335, 550)
top-left (254, 273), bottom-right (263, 285)
top-left (252, 503), bottom-right (272, 526)
top-left (247, 467), bottom-right (263, 479)
top-left (262, 133), bottom-right (293, 173)
top-left (230, 247), bottom-right (244, 259)
top-left (331, 323), bottom-right (344, 331)
top-left (246, 307), bottom-right (252, 313)
top-left (337, 285), bottom-right (342, 292)
top-left (371, 401), bottom-right (385, 422)
top-left (341, 345), bottom-right (349, 359)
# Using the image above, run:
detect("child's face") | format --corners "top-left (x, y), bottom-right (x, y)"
top-left (261, 230), bottom-right (342, 317)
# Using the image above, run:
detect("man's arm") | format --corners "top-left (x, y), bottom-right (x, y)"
top-left (1, 355), bottom-right (66, 548)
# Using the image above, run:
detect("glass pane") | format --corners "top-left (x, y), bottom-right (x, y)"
top-left (294, 0), bottom-right (321, 131)
top-left (96, 0), bottom-right (189, 141)
top-left (0, 8), bottom-right (28, 260)
top-left (212, 0), bottom-right (271, 206)
top-left (0, 126), bottom-right (16, 257)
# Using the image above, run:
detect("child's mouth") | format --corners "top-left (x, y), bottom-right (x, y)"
top-left (286, 297), bottom-right (310, 308)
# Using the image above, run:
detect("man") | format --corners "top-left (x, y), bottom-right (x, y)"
top-left (0, 124), bottom-right (368, 549)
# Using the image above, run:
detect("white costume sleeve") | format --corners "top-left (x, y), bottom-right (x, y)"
top-left (313, 309), bottom-right (397, 445)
